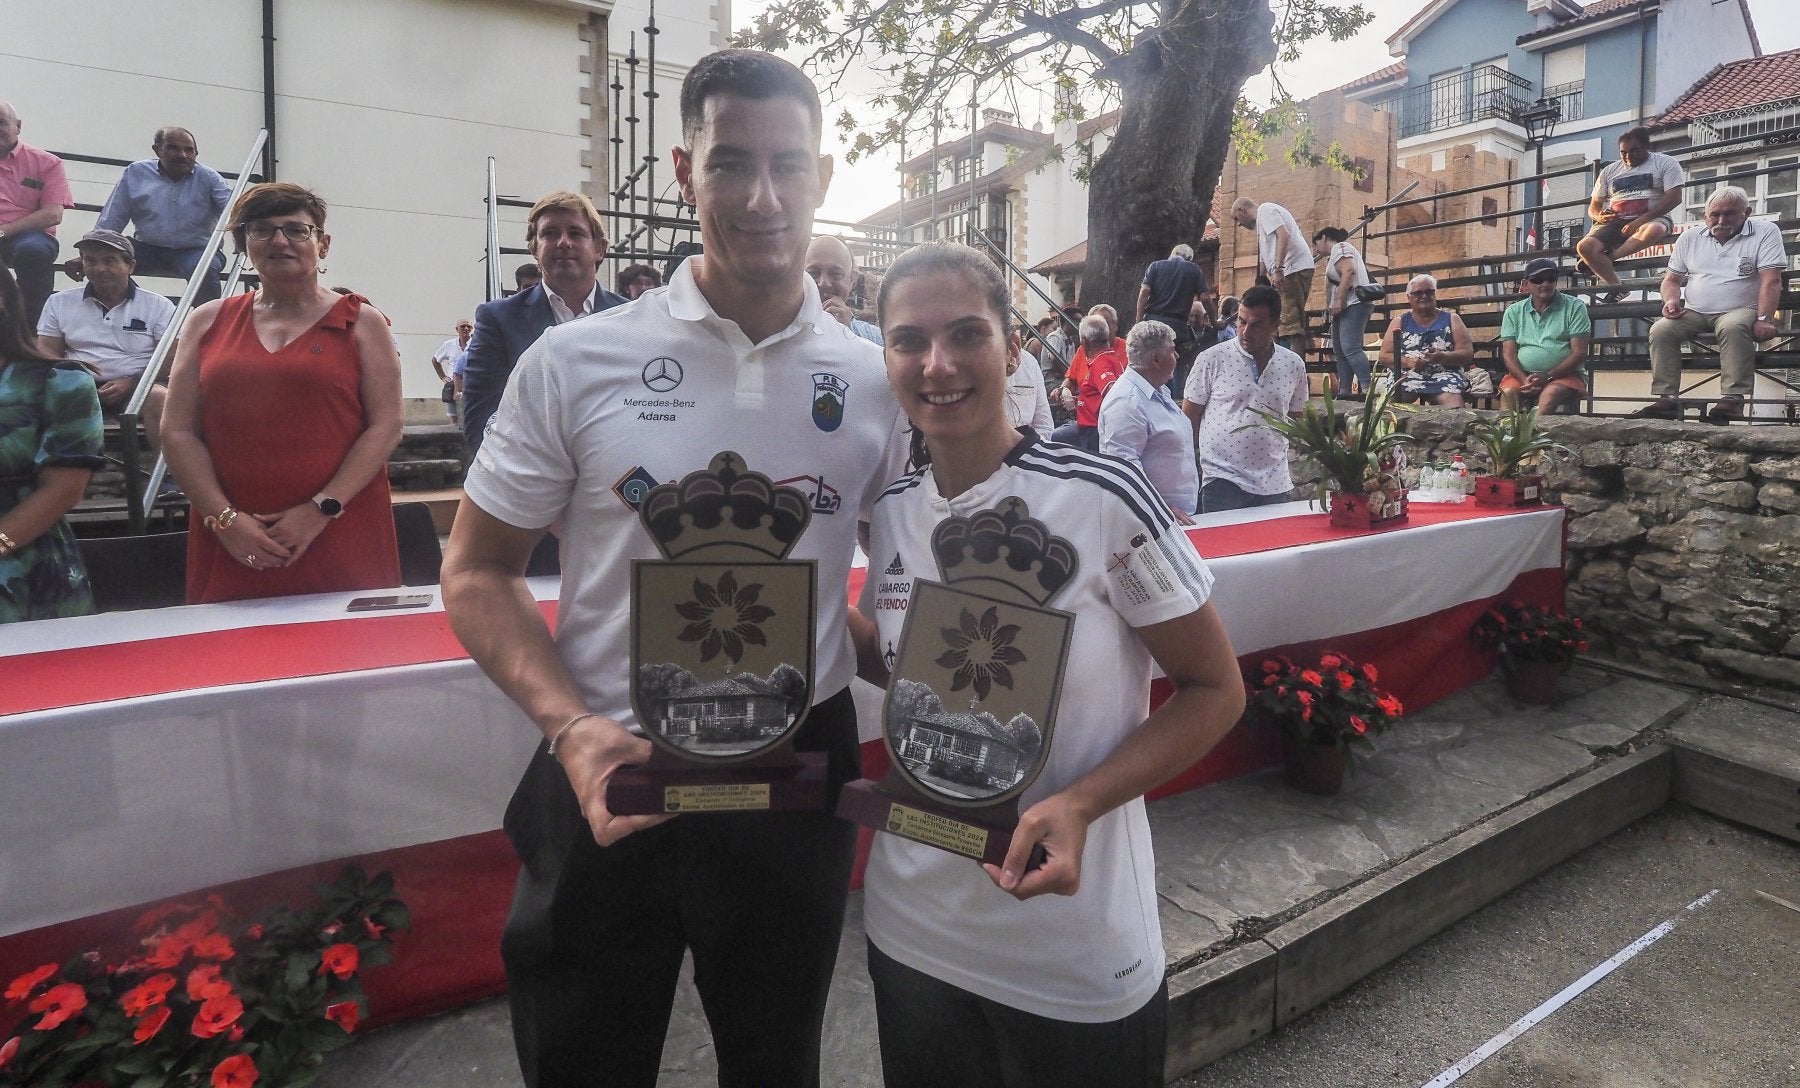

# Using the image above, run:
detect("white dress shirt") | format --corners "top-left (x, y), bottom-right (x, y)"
top-left (1098, 366), bottom-right (1198, 514)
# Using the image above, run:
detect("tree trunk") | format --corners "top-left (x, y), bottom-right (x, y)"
top-left (1083, 1), bottom-right (1279, 322)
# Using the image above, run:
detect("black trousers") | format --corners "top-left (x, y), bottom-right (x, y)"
top-left (501, 687), bottom-right (861, 1088)
top-left (867, 940), bottom-right (1168, 1088)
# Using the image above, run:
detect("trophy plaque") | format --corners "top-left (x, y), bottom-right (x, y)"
top-left (838, 498), bottom-right (1076, 867)
top-left (608, 451), bottom-right (824, 814)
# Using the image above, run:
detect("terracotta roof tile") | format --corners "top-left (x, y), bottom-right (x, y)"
top-left (1653, 47), bottom-right (1800, 128)
top-left (1516, 0), bottom-right (1651, 43)
top-left (1337, 61), bottom-right (1406, 95)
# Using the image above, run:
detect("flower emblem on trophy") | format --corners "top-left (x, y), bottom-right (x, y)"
top-left (611, 451), bottom-right (823, 814)
top-left (839, 497), bottom-right (1077, 864)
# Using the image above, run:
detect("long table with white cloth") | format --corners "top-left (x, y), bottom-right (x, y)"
top-left (0, 499), bottom-right (1563, 1026)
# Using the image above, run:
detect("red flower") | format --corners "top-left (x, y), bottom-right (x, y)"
top-left (173, 912), bottom-right (220, 944)
top-left (363, 917), bottom-right (387, 940)
top-left (1262, 674), bottom-right (1279, 687)
top-left (144, 936), bottom-right (189, 969)
top-left (1578, 641), bottom-right (1589, 652)
top-left (243, 924), bottom-right (265, 941)
top-left (0, 1036), bottom-right (18, 1069)
top-left (229, 1024), bottom-right (245, 1043)
top-left (27, 982), bottom-right (87, 1030)
top-left (1261, 658), bottom-right (1283, 674)
top-left (120, 973), bottom-right (178, 1017)
top-left (212, 1053), bottom-right (259, 1088)
top-left (1295, 691), bottom-right (1314, 706)
top-left (133, 902), bottom-right (192, 934)
top-left (1361, 662), bottom-right (1379, 683)
top-left (1335, 670), bottom-right (1356, 690)
top-left (189, 934), bottom-right (236, 962)
top-left (1319, 652), bottom-right (1343, 669)
top-left (1378, 694), bottom-right (1404, 717)
top-left (187, 964), bottom-right (232, 1002)
top-left (1350, 715), bottom-right (1369, 735)
top-left (326, 999), bottom-right (361, 1033)
top-left (5, 963), bottom-right (57, 1001)
top-left (319, 943), bottom-right (359, 980)
top-left (1300, 669), bottom-right (1323, 687)
top-left (191, 993), bottom-right (245, 1039)
top-left (1572, 617), bottom-right (1582, 629)
top-left (133, 1005), bottom-right (172, 1045)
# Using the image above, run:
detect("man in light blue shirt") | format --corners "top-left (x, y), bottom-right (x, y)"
top-left (1099, 319), bottom-right (1198, 518)
top-left (73, 127), bottom-right (231, 302)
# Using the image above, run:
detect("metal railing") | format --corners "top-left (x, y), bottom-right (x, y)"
top-left (1541, 81), bottom-right (1585, 126)
top-left (122, 130), bottom-right (269, 531)
top-left (1394, 66), bottom-right (1534, 139)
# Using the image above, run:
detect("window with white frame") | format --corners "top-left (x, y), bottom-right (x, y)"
top-left (1684, 156), bottom-right (1800, 221)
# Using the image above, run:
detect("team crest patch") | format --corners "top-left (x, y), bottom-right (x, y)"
top-left (811, 373), bottom-right (848, 432)
top-left (613, 466), bottom-right (660, 511)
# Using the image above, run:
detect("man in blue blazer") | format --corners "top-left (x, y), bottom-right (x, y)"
top-left (461, 190), bottom-right (629, 453)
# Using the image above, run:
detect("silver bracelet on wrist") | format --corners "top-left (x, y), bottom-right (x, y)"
top-left (547, 712), bottom-right (599, 759)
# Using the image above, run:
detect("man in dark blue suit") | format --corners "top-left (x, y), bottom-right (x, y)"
top-left (460, 189), bottom-right (628, 453)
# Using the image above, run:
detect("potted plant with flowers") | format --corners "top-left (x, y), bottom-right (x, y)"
top-left (1249, 384), bottom-right (1416, 528)
top-left (0, 866), bottom-right (408, 1088)
top-left (1470, 600), bottom-right (1589, 703)
top-left (1463, 407), bottom-right (1573, 507)
top-left (1245, 650), bottom-right (1406, 794)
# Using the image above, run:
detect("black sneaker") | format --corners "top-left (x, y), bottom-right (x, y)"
top-left (1632, 397), bottom-right (1681, 419)
top-left (1599, 288), bottom-right (1628, 305)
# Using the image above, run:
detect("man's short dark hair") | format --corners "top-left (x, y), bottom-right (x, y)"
top-left (679, 49), bottom-right (822, 146)
top-left (1240, 283), bottom-right (1282, 322)
top-left (1620, 126), bottom-right (1650, 147)
top-left (1313, 226), bottom-right (1349, 244)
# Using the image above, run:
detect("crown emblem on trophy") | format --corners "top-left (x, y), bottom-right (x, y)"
top-left (930, 497), bottom-right (1077, 606)
top-left (640, 451), bottom-right (813, 561)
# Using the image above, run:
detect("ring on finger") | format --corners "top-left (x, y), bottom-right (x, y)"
top-left (244, 554), bottom-right (257, 565)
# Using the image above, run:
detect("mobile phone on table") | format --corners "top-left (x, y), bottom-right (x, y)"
top-left (346, 593), bottom-right (434, 612)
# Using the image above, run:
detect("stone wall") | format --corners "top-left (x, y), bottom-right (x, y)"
top-left (1357, 411), bottom-right (1800, 691)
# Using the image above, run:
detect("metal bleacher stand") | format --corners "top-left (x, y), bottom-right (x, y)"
top-left (1306, 124), bottom-right (1800, 423)
top-left (56, 130), bottom-right (270, 535)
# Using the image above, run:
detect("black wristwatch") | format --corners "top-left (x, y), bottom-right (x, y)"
top-left (312, 493), bottom-right (344, 518)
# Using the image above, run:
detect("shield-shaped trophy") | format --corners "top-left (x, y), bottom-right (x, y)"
top-left (607, 451), bottom-right (823, 814)
top-left (838, 497), bottom-right (1076, 866)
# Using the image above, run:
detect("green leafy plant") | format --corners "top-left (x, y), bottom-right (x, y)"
top-left (1471, 601), bottom-right (1589, 669)
top-left (1463, 407), bottom-right (1574, 480)
top-left (1244, 650), bottom-right (1405, 750)
top-left (1243, 382), bottom-right (1415, 506)
top-left (2, 866), bottom-right (409, 1088)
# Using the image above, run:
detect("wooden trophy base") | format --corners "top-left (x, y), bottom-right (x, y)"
top-left (837, 779), bottom-right (1044, 869)
top-left (608, 750), bottom-right (829, 814)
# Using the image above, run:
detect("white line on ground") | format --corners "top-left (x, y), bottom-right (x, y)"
top-left (1419, 888), bottom-right (1721, 1088)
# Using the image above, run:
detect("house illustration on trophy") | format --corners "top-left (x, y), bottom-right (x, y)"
top-left (631, 451), bottom-right (817, 761)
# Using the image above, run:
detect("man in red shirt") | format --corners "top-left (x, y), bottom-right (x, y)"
top-left (1050, 314), bottom-right (1124, 451)
top-left (0, 101), bottom-right (74, 326)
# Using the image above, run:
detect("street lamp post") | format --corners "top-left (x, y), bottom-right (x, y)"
top-left (1520, 95), bottom-right (1564, 251)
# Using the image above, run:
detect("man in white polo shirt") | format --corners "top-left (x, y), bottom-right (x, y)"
top-left (1181, 284), bottom-right (1309, 513)
top-left (1100, 319), bottom-right (1197, 518)
top-left (1231, 197), bottom-right (1315, 354)
top-left (1639, 185), bottom-right (1786, 422)
top-left (441, 50), bottom-right (904, 1088)
top-left (36, 229), bottom-right (175, 453)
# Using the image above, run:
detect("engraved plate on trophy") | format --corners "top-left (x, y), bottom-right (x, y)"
top-left (838, 497), bottom-right (1076, 866)
top-left (608, 451), bottom-right (825, 814)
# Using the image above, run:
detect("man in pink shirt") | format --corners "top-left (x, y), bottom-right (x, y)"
top-left (0, 101), bottom-right (73, 326)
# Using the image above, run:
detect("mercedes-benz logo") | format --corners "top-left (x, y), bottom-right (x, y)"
top-left (641, 356), bottom-right (684, 392)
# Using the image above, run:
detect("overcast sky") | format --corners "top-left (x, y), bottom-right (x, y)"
top-left (737, 0), bottom-right (1800, 225)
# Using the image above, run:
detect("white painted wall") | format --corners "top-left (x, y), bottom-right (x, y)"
top-left (6, 0), bottom-right (718, 401)
top-left (1655, 0), bottom-right (1757, 114)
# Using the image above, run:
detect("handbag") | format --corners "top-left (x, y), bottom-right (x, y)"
top-left (1353, 283), bottom-right (1385, 303)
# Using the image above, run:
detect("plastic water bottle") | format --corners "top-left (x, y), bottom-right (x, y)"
top-left (1452, 454), bottom-right (1471, 495)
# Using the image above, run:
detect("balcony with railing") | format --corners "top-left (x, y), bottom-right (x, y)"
top-left (1541, 81), bottom-right (1585, 126)
top-left (1392, 66), bottom-right (1535, 139)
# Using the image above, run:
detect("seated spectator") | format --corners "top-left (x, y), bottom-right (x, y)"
top-left (1500, 258), bottom-right (1591, 415)
top-left (432, 319), bottom-right (472, 420)
top-left (1637, 185), bottom-right (1785, 422)
top-left (1380, 274), bottom-right (1473, 407)
top-left (1182, 284), bottom-right (1308, 513)
top-left (0, 256), bottom-right (104, 623)
top-left (0, 101), bottom-right (73, 328)
top-left (35, 230), bottom-right (175, 455)
top-left (514, 261), bottom-right (541, 293)
top-left (1049, 315), bottom-right (1122, 452)
top-left (804, 235), bottom-right (880, 344)
top-left (71, 127), bottom-right (231, 304)
top-left (616, 262), bottom-right (662, 299)
top-left (1576, 127), bottom-right (1684, 305)
top-left (1005, 342), bottom-right (1054, 435)
top-left (1215, 295), bottom-right (1240, 341)
top-left (1099, 319), bottom-right (1197, 519)
top-left (1059, 302), bottom-right (1127, 408)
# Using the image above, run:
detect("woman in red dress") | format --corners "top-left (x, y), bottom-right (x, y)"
top-left (163, 183), bottom-right (403, 604)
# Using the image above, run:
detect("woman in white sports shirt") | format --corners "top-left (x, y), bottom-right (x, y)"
top-left (852, 241), bottom-right (1246, 1088)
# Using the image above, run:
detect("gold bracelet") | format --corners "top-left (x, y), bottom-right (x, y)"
top-left (547, 712), bottom-right (599, 759)
top-left (0, 531), bottom-right (15, 555)
top-left (205, 506), bottom-right (239, 533)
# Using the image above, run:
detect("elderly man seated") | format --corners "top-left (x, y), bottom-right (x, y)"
top-left (1637, 185), bottom-right (1786, 422)
top-left (1099, 319), bottom-right (1197, 520)
top-left (1499, 258), bottom-right (1591, 414)
top-left (36, 230), bottom-right (176, 454)
top-left (70, 127), bottom-right (232, 303)
top-left (1049, 315), bottom-right (1124, 452)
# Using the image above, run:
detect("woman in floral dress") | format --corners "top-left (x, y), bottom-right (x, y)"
top-left (1379, 273), bottom-right (1475, 407)
top-left (0, 260), bottom-right (104, 622)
